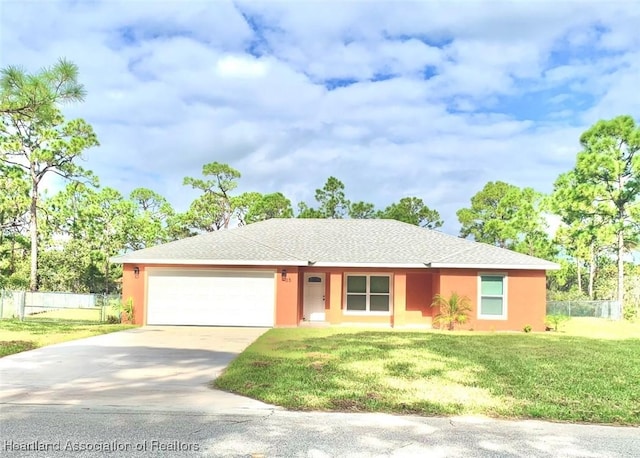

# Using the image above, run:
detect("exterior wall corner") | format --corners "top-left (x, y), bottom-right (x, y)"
top-left (392, 272), bottom-right (407, 327)
top-left (327, 272), bottom-right (343, 324)
top-left (121, 263), bottom-right (145, 325)
top-left (275, 267), bottom-right (300, 326)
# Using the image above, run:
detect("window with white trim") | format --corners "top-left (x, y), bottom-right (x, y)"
top-left (479, 275), bottom-right (507, 319)
top-left (345, 274), bottom-right (391, 313)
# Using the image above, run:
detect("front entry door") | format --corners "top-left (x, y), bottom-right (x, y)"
top-left (303, 273), bottom-right (326, 321)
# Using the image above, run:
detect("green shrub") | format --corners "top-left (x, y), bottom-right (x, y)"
top-left (545, 314), bottom-right (571, 331)
top-left (110, 297), bottom-right (134, 323)
top-left (431, 292), bottom-right (472, 330)
top-left (105, 315), bottom-right (121, 324)
top-left (623, 304), bottom-right (638, 322)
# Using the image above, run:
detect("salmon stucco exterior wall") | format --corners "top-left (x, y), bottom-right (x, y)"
top-left (392, 273), bottom-right (407, 327)
top-left (121, 263), bottom-right (145, 325)
top-left (437, 268), bottom-right (547, 331)
top-left (121, 263), bottom-right (547, 330)
top-left (503, 270), bottom-right (547, 331)
top-left (327, 272), bottom-right (343, 325)
top-left (406, 272), bottom-right (434, 327)
top-left (275, 267), bottom-right (299, 326)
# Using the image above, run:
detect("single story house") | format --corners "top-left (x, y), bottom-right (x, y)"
top-left (110, 218), bottom-right (559, 331)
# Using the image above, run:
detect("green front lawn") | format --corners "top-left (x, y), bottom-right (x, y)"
top-left (215, 321), bottom-right (640, 425)
top-left (26, 307), bottom-right (105, 323)
top-left (0, 319), bottom-right (136, 357)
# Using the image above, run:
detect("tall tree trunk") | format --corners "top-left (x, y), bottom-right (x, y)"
top-left (104, 257), bottom-right (109, 294)
top-left (9, 237), bottom-right (16, 273)
top-left (588, 243), bottom-right (595, 300)
top-left (29, 190), bottom-right (38, 291)
top-left (617, 229), bottom-right (624, 306)
top-left (576, 258), bottom-right (582, 294)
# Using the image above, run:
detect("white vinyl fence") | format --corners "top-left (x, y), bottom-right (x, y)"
top-left (0, 290), bottom-right (119, 322)
top-left (0, 290), bottom-right (21, 319)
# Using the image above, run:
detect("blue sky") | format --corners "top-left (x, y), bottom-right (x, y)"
top-left (1, 0), bottom-right (639, 234)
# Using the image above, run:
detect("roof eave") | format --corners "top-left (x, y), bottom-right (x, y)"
top-left (109, 258), bottom-right (306, 267)
top-left (109, 258), bottom-right (560, 271)
top-left (428, 262), bottom-right (560, 271)
top-left (309, 262), bottom-right (429, 268)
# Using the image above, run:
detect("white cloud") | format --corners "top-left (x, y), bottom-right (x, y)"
top-left (1, 0), bottom-right (639, 235)
top-left (216, 55), bottom-right (269, 78)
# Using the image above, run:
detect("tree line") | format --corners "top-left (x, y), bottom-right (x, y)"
top-left (1, 60), bottom-right (639, 318)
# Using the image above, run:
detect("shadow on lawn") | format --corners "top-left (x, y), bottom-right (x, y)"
top-left (218, 330), bottom-right (640, 424)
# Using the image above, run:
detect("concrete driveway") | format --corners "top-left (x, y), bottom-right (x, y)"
top-left (0, 326), bottom-right (273, 412)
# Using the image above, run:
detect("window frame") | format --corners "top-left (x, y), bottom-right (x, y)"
top-left (477, 273), bottom-right (508, 320)
top-left (343, 273), bottom-right (393, 315)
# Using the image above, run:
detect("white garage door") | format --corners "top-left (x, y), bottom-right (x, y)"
top-left (146, 269), bottom-right (275, 326)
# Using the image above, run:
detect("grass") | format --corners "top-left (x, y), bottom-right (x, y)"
top-left (26, 307), bottom-right (105, 324)
top-left (215, 318), bottom-right (640, 425)
top-left (561, 317), bottom-right (640, 339)
top-left (0, 318), bottom-right (135, 357)
top-left (0, 340), bottom-right (37, 357)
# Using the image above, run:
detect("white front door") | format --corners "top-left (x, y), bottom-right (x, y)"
top-left (303, 273), bottom-right (326, 321)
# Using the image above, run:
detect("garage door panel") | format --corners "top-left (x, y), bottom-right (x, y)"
top-left (146, 269), bottom-right (275, 327)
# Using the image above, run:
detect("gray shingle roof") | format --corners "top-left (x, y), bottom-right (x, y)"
top-left (110, 219), bottom-right (559, 270)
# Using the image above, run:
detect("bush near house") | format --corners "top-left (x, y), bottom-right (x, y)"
top-left (110, 297), bottom-right (135, 323)
top-left (430, 292), bottom-right (472, 330)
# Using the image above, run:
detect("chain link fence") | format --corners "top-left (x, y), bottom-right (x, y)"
top-left (547, 300), bottom-right (622, 320)
top-left (0, 290), bottom-right (121, 323)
